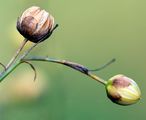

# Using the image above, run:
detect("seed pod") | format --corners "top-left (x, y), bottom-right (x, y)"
top-left (17, 6), bottom-right (54, 43)
top-left (106, 74), bottom-right (141, 105)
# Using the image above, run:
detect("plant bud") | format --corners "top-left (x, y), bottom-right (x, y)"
top-left (17, 6), bottom-right (54, 43)
top-left (106, 74), bottom-right (141, 105)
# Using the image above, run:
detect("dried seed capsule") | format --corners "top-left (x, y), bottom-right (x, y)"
top-left (106, 74), bottom-right (141, 105)
top-left (17, 6), bottom-right (54, 43)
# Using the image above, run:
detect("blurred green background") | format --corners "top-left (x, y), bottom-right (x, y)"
top-left (0, 0), bottom-right (145, 120)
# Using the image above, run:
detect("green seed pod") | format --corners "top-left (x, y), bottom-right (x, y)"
top-left (17, 6), bottom-right (54, 43)
top-left (106, 74), bottom-right (141, 105)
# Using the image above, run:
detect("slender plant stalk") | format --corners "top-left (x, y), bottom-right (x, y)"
top-left (0, 38), bottom-right (108, 85)
top-left (87, 72), bottom-right (107, 85)
top-left (0, 39), bottom-right (43, 82)
top-left (0, 56), bottom-right (108, 85)
top-left (20, 42), bottom-right (40, 59)
top-left (0, 25), bottom-right (60, 83)
top-left (23, 57), bottom-right (107, 85)
top-left (0, 37), bottom-right (110, 85)
top-left (6, 39), bottom-right (28, 69)
top-left (0, 59), bottom-right (21, 82)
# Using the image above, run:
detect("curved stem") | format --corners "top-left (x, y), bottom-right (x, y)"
top-left (0, 55), bottom-right (108, 85)
top-left (89, 58), bottom-right (115, 72)
top-left (0, 42), bottom-right (41, 82)
top-left (6, 39), bottom-right (28, 69)
top-left (0, 39), bottom-right (28, 81)
top-left (23, 56), bottom-right (107, 85)
top-left (0, 24), bottom-right (59, 82)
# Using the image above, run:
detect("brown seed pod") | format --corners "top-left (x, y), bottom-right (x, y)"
top-left (17, 6), bottom-right (54, 43)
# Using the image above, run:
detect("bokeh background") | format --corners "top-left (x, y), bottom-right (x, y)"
top-left (0, 0), bottom-right (145, 120)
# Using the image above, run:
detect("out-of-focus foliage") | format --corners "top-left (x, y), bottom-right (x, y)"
top-left (0, 0), bottom-right (145, 120)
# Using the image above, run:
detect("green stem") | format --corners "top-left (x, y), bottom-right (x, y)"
top-left (0, 39), bottom-right (42, 82)
top-left (0, 55), bottom-right (108, 85)
top-left (0, 60), bottom-right (21, 82)
top-left (6, 39), bottom-right (27, 69)
top-left (23, 56), bottom-right (107, 85)
top-left (0, 24), bottom-right (59, 83)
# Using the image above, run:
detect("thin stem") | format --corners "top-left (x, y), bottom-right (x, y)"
top-left (0, 63), bottom-right (6, 71)
top-left (0, 55), bottom-right (108, 85)
top-left (89, 58), bottom-right (116, 72)
top-left (6, 39), bottom-right (28, 69)
top-left (23, 56), bottom-right (107, 85)
top-left (0, 41), bottom-right (42, 82)
top-left (87, 72), bottom-right (107, 85)
top-left (20, 41), bottom-right (41, 60)
top-left (0, 60), bottom-right (21, 82)
top-left (0, 24), bottom-right (59, 82)
top-left (0, 42), bottom-right (40, 82)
